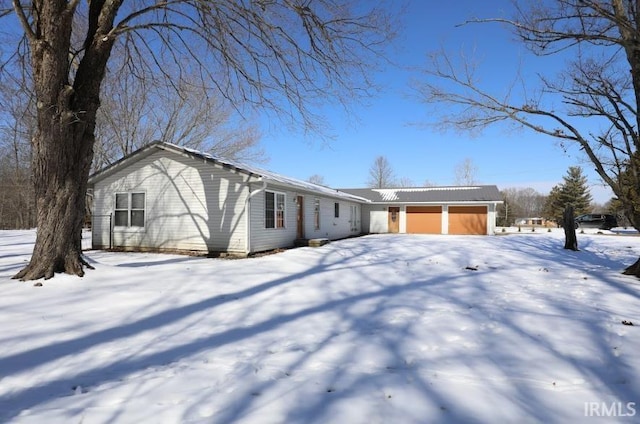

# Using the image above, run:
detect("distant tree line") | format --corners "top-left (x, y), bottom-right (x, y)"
top-left (0, 61), bottom-right (266, 230)
top-left (498, 166), bottom-right (628, 227)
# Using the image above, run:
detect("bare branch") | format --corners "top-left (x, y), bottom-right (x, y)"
top-left (416, 0), bottom-right (640, 247)
top-left (11, 0), bottom-right (36, 42)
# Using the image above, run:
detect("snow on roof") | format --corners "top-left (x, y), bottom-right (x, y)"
top-left (339, 186), bottom-right (502, 203)
top-left (172, 143), bottom-right (370, 203)
top-left (372, 187), bottom-right (483, 202)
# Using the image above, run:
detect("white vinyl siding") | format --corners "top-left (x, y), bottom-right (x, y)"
top-left (305, 198), bottom-right (359, 240)
top-left (92, 145), bottom-right (366, 255)
top-left (249, 185), bottom-right (297, 252)
top-left (92, 149), bottom-right (250, 253)
top-left (249, 187), bottom-right (362, 252)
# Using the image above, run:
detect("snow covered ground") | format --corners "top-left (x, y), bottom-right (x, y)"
top-left (1, 229), bottom-right (640, 423)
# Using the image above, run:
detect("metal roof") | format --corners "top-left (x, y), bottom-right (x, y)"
top-left (89, 141), bottom-right (370, 203)
top-left (338, 186), bottom-right (503, 203)
top-left (89, 142), bottom-right (503, 205)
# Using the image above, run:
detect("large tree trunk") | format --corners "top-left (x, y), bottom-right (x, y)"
top-left (12, 0), bottom-right (114, 281)
top-left (13, 127), bottom-right (95, 280)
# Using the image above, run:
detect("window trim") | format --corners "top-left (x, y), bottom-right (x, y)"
top-left (265, 190), bottom-right (286, 229)
top-left (114, 191), bottom-right (146, 228)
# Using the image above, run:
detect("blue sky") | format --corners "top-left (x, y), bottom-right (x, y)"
top-left (256, 0), bottom-right (614, 204)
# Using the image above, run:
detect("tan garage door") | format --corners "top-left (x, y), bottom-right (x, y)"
top-left (449, 206), bottom-right (487, 235)
top-left (406, 206), bottom-right (442, 234)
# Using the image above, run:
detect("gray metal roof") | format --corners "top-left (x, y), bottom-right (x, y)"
top-left (338, 186), bottom-right (503, 204)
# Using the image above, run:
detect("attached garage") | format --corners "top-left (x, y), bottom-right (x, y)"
top-left (448, 206), bottom-right (487, 235)
top-left (406, 206), bottom-right (441, 234)
top-left (338, 186), bottom-right (502, 235)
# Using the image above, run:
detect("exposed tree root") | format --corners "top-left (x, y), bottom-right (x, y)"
top-left (12, 253), bottom-right (93, 281)
top-left (623, 258), bottom-right (640, 277)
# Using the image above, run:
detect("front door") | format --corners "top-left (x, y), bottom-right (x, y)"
top-left (296, 195), bottom-right (305, 239)
top-left (388, 207), bottom-right (400, 233)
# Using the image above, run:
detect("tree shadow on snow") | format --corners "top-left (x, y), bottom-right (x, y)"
top-left (1, 234), bottom-right (639, 422)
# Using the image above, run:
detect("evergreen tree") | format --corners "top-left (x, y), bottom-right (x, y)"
top-left (542, 185), bottom-right (564, 223)
top-left (560, 167), bottom-right (592, 215)
top-left (543, 167), bottom-right (592, 223)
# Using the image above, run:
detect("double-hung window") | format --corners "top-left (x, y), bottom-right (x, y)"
top-left (265, 191), bottom-right (285, 229)
top-left (115, 192), bottom-right (145, 227)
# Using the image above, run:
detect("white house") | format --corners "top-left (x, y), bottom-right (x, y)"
top-left (89, 142), bottom-right (503, 256)
top-left (89, 141), bottom-right (367, 255)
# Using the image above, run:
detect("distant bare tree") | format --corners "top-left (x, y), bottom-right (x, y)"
top-left (367, 156), bottom-right (396, 188)
top-left (454, 158), bottom-right (478, 185)
top-left (397, 177), bottom-right (415, 187)
top-left (3, 0), bottom-right (395, 280)
top-left (307, 174), bottom-right (327, 186)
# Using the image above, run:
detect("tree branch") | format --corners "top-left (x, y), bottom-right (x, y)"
top-left (11, 0), bottom-right (36, 43)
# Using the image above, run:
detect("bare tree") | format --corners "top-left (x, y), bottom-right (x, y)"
top-left (453, 158), bottom-right (478, 185)
top-left (397, 176), bottom-right (415, 187)
top-left (367, 155), bottom-right (396, 188)
top-left (307, 174), bottom-right (327, 186)
top-left (93, 63), bottom-right (266, 171)
top-left (415, 0), bottom-right (640, 276)
top-left (2, 1), bottom-right (395, 280)
top-left (500, 187), bottom-right (546, 221)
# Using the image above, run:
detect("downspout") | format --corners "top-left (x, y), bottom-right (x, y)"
top-left (245, 177), bottom-right (267, 255)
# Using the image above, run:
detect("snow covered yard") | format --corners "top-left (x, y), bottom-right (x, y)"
top-left (1, 230), bottom-right (640, 423)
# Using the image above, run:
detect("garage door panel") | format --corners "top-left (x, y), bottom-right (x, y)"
top-left (407, 206), bottom-right (441, 234)
top-left (449, 206), bottom-right (487, 235)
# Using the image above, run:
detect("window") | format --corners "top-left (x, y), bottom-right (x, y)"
top-left (334, 202), bottom-right (340, 218)
top-left (314, 198), bottom-right (320, 230)
top-left (265, 191), bottom-right (285, 228)
top-left (115, 192), bottom-right (145, 227)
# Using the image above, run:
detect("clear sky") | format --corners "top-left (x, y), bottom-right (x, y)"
top-left (255, 0), bottom-right (614, 204)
